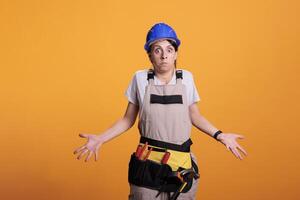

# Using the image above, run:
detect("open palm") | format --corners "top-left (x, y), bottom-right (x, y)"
top-left (73, 133), bottom-right (103, 162)
top-left (218, 133), bottom-right (248, 160)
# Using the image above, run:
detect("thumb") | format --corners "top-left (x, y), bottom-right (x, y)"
top-left (226, 145), bottom-right (230, 151)
top-left (237, 135), bottom-right (245, 139)
top-left (79, 133), bottom-right (88, 138)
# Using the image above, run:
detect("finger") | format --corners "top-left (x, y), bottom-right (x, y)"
top-left (73, 146), bottom-right (86, 154)
top-left (236, 135), bottom-right (245, 139)
top-left (235, 148), bottom-right (243, 160)
top-left (77, 149), bottom-right (88, 160)
top-left (226, 145), bottom-right (230, 151)
top-left (79, 133), bottom-right (88, 138)
top-left (236, 144), bottom-right (248, 156)
top-left (85, 151), bottom-right (93, 162)
top-left (231, 146), bottom-right (243, 160)
top-left (95, 151), bottom-right (99, 161)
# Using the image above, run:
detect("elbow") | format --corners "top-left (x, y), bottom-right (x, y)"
top-left (123, 116), bottom-right (136, 129)
top-left (190, 111), bottom-right (203, 128)
top-left (190, 114), bottom-right (197, 127)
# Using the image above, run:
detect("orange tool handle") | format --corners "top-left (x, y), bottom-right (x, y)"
top-left (144, 147), bottom-right (153, 160)
top-left (176, 172), bottom-right (184, 182)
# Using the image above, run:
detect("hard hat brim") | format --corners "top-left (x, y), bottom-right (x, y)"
top-left (144, 37), bottom-right (181, 52)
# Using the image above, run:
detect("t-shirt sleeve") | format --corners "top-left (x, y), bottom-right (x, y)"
top-left (124, 73), bottom-right (139, 105)
top-left (189, 73), bottom-right (201, 105)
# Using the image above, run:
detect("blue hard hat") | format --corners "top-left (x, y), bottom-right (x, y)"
top-left (144, 22), bottom-right (181, 52)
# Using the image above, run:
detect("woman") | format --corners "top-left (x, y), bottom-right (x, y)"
top-left (73, 22), bottom-right (247, 200)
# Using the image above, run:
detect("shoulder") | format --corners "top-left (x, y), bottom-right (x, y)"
top-left (177, 68), bottom-right (195, 83)
top-left (180, 69), bottom-right (194, 78)
top-left (129, 69), bottom-right (149, 89)
top-left (132, 68), bottom-right (149, 82)
top-left (134, 69), bottom-right (148, 77)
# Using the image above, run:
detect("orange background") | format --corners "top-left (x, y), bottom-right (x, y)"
top-left (1, 0), bottom-right (299, 199)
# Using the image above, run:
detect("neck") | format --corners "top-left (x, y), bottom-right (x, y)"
top-left (154, 67), bottom-right (175, 84)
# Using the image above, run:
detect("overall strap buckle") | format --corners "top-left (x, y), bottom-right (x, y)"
top-left (147, 68), bottom-right (155, 80)
top-left (147, 69), bottom-right (183, 81)
top-left (175, 70), bottom-right (183, 79)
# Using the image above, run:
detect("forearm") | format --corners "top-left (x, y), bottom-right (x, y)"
top-left (98, 117), bottom-right (134, 143)
top-left (191, 113), bottom-right (219, 137)
top-left (189, 104), bottom-right (223, 140)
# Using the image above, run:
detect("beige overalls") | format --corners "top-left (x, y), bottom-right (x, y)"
top-left (129, 69), bottom-right (199, 200)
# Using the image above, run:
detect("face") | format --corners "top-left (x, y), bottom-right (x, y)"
top-left (148, 39), bottom-right (177, 73)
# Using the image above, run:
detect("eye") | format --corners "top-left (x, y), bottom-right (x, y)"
top-left (154, 48), bottom-right (161, 54)
top-left (167, 48), bottom-right (174, 53)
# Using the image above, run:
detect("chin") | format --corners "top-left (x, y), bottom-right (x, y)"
top-left (157, 67), bottom-right (173, 73)
top-left (157, 66), bottom-right (168, 70)
top-left (154, 64), bottom-right (174, 71)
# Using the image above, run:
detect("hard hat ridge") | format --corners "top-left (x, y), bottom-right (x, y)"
top-left (144, 22), bottom-right (181, 52)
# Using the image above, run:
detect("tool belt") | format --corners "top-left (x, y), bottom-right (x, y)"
top-left (128, 137), bottom-right (200, 200)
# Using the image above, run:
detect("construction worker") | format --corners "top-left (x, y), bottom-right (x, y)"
top-left (73, 22), bottom-right (248, 200)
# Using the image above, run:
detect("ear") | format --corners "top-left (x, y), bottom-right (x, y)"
top-left (148, 53), bottom-right (153, 63)
top-left (174, 51), bottom-right (178, 60)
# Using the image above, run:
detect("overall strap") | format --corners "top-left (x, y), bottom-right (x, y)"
top-left (147, 69), bottom-right (183, 84)
top-left (147, 68), bottom-right (155, 80)
top-left (175, 69), bottom-right (183, 79)
top-left (175, 69), bottom-right (183, 84)
top-left (147, 68), bottom-right (155, 85)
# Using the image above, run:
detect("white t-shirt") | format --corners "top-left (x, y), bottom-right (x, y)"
top-left (125, 68), bottom-right (201, 111)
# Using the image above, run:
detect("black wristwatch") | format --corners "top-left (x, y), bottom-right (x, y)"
top-left (213, 130), bottom-right (223, 141)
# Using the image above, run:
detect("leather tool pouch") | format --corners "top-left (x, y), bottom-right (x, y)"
top-left (128, 153), bottom-right (173, 190)
top-left (128, 153), bottom-right (197, 193)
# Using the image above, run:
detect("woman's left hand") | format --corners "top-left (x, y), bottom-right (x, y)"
top-left (217, 133), bottom-right (248, 160)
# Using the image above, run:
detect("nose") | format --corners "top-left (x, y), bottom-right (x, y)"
top-left (161, 51), bottom-right (167, 59)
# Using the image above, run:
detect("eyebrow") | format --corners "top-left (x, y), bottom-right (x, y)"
top-left (153, 44), bottom-right (173, 48)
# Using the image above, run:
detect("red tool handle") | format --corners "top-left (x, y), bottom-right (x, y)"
top-left (138, 142), bottom-right (148, 160)
top-left (161, 151), bottom-right (170, 164)
top-left (135, 145), bottom-right (142, 158)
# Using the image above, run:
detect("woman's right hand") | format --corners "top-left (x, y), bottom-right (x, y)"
top-left (73, 102), bottom-right (139, 162)
top-left (73, 133), bottom-right (104, 162)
